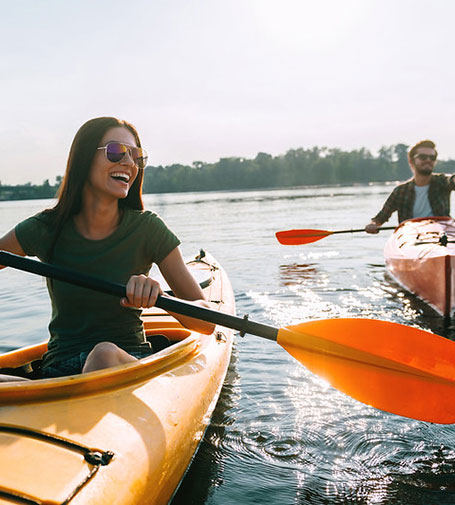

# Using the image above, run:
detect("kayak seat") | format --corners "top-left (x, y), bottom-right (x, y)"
top-left (149, 334), bottom-right (172, 353)
top-left (146, 328), bottom-right (192, 343)
top-left (146, 328), bottom-right (192, 352)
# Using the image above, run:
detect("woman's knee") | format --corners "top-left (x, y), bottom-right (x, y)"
top-left (86, 342), bottom-right (121, 366)
top-left (90, 342), bottom-right (120, 358)
top-left (83, 342), bottom-right (136, 372)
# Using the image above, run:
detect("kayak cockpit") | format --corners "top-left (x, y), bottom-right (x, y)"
top-left (0, 325), bottom-right (193, 381)
top-left (0, 326), bottom-right (204, 405)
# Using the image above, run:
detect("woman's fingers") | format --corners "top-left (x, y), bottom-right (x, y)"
top-left (121, 275), bottom-right (163, 308)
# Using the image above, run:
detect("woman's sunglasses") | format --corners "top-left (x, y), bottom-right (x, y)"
top-left (413, 153), bottom-right (437, 162)
top-left (97, 142), bottom-right (148, 169)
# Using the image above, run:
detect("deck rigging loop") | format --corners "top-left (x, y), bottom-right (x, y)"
top-left (440, 233), bottom-right (449, 246)
top-left (0, 424), bottom-right (115, 505)
top-left (84, 450), bottom-right (115, 466)
top-left (404, 231), bottom-right (455, 248)
top-left (0, 424), bottom-right (114, 460)
top-left (215, 331), bottom-right (227, 342)
top-left (188, 248), bottom-right (219, 272)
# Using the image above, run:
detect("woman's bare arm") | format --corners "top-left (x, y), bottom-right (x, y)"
top-left (158, 248), bottom-right (216, 335)
top-left (0, 229), bottom-right (25, 269)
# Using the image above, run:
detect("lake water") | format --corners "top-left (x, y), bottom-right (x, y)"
top-left (2, 185), bottom-right (455, 505)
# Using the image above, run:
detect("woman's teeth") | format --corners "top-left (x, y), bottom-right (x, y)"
top-left (111, 172), bottom-right (130, 182)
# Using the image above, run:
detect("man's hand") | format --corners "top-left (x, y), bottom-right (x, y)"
top-left (365, 222), bottom-right (380, 234)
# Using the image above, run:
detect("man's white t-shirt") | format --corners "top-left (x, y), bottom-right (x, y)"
top-left (413, 184), bottom-right (433, 218)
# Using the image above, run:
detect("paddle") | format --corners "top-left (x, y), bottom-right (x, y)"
top-left (2, 250), bottom-right (455, 424)
top-left (276, 226), bottom-right (396, 245)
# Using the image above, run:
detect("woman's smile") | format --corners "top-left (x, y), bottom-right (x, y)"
top-left (110, 170), bottom-right (132, 184)
top-left (88, 126), bottom-right (139, 199)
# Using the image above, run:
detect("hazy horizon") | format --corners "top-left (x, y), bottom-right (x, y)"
top-left (2, 140), bottom-right (454, 188)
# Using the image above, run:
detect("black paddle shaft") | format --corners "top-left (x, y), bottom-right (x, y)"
top-left (0, 251), bottom-right (279, 342)
top-left (331, 226), bottom-right (396, 235)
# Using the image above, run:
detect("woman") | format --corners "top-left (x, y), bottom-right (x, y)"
top-left (0, 117), bottom-right (214, 380)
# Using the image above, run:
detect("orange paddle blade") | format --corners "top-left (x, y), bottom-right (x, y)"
top-left (275, 229), bottom-right (332, 245)
top-left (277, 319), bottom-right (455, 424)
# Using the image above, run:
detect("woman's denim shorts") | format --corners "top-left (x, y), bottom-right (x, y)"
top-left (41, 348), bottom-right (154, 379)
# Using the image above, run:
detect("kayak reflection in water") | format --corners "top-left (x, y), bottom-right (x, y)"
top-left (0, 117), bottom-right (215, 381)
top-left (365, 140), bottom-right (455, 234)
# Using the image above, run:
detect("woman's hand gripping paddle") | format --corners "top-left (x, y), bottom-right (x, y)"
top-left (2, 250), bottom-right (455, 424)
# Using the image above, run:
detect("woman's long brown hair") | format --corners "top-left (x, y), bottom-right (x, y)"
top-left (45, 117), bottom-right (145, 261)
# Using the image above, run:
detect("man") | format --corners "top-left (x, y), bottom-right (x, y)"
top-left (365, 140), bottom-right (455, 233)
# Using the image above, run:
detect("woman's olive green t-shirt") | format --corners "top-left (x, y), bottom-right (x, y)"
top-left (15, 209), bottom-right (180, 367)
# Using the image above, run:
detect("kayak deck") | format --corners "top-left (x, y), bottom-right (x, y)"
top-left (384, 217), bottom-right (455, 317)
top-left (0, 251), bottom-right (235, 505)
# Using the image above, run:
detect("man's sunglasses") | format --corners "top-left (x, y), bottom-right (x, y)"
top-left (413, 153), bottom-right (437, 162)
top-left (97, 142), bottom-right (148, 169)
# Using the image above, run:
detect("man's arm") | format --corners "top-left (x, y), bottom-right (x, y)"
top-left (365, 188), bottom-right (400, 233)
top-left (448, 173), bottom-right (455, 190)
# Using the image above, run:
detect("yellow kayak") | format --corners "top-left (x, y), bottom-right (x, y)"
top-left (0, 251), bottom-right (235, 505)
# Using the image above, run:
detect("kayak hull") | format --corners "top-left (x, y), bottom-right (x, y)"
top-left (0, 251), bottom-right (235, 505)
top-left (384, 217), bottom-right (455, 317)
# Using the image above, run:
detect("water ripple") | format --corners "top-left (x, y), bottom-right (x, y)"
top-left (5, 191), bottom-right (455, 505)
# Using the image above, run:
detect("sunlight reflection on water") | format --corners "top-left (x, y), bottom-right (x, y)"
top-left (3, 187), bottom-right (455, 505)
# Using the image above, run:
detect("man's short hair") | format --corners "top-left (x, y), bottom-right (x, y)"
top-left (409, 140), bottom-right (437, 161)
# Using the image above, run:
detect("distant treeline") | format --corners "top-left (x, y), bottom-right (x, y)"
top-left (2, 144), bottom-right (455, 201)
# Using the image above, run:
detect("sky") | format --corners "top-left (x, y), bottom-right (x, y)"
top-left (1, 0), bottom-right (454, 185)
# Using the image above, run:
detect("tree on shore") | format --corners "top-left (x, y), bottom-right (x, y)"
top-left (2, 143), bottom-right (454, 200)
